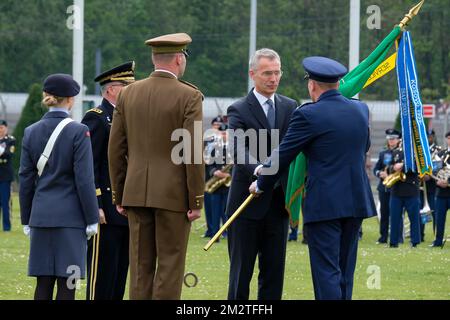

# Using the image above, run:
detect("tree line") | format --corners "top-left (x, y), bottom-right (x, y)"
top-left (0, 0), bottom-right (448, 104)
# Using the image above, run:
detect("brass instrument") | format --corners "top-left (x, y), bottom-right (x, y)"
top-left (383, 171), bottom-right (406, 188)
top-left (383, 144), bottom-right (405, 188)
top-left (205, 164), bottom-right (233, 193)
top-left (430, 153), bottom-right (450, 184)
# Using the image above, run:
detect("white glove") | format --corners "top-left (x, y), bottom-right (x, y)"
top-left (86, 223), bottom-right (98, 240)
top-left (23, 225), bottom-right (31, 236)
top-left (0, 145), bottom-right (5, 156)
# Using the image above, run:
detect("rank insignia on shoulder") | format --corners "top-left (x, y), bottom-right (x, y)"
top-left (179, 79), bottom-right (198, 90)
top-left (87, 108), bottom-right (103, 114)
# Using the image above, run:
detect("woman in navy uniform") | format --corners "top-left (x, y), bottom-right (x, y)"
top-left (373, 129), bottom-right (401, 244)
top-left (19, 74), bottom-right (99, 300)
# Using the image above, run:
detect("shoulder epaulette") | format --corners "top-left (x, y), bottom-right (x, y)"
top-left (6, 135), bottom-right (15, 140)
top-left (86, 108), bottom-right (103, 115)
top-left (179, 79), bottom-right (198, 90)
top-left (297, 102), bottom-right (313, 110)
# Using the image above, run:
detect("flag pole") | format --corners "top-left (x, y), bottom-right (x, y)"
top-left (203, 194), bottom-right (255, 251)
top-left (398, 0), bottom-right (425, 29)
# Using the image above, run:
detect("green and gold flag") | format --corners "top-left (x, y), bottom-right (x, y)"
top-left (286, 26), bottom-right (402, 227)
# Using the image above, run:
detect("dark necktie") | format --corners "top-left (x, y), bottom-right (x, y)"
top-left (266, 99), bottom-right (275, 129)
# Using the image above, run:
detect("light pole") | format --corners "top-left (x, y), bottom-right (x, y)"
top-left (72, 0), bottom-right (84, 121)
top-left (248, 0), bottom-right (257, 93)
top-left (349, 0), bottom-right (360, 98)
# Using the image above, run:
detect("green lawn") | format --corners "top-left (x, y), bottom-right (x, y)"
top-left (1, 193), bottom-right (449, 300)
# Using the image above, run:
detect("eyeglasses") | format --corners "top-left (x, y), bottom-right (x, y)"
top-left (260, 70), bottom-right (283, 78)
top-left (181, 49), bottom-right (189, 58)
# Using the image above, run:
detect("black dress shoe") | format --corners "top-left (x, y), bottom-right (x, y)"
top-left (411, 243), bottom-right (418, 248)
top-left (389, 244), bottom-right (399, 248)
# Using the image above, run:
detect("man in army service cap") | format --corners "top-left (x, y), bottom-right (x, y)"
top-left (108, 33), bottom-right (204, 300)
top-left (82, 61), bottom-right (135, 300)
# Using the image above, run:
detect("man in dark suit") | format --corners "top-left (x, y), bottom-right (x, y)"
top-left (226, 48), bottom-right (297, 300)
top-left (82, 61), bottom-right (135, 300)
top-left (251, 56), bottom-right (376, 300)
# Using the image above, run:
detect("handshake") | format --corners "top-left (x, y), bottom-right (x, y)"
top-left (23, 223), bottom-right (99, 240)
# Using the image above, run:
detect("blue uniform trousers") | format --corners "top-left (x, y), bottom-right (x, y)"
top-left (210, 189), bottom-right (229, 236)
top-left (304, 217), bottom-right (362, 300)
top-left (0, 181), bottom-right (11, 231)
top-left (378, 190), bottom-right (390, 242)
top-left (203, 192), bottom-right (213, 237)
top-left (390, 195), bottom-right (420, 246)
top-left (434, 197), bottom-right (449, 246)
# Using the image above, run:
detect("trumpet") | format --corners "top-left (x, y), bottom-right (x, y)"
top-left (205, 164), bottom-right (233, 193)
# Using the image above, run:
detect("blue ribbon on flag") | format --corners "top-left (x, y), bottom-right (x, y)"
top-left (396, 31), bottom-right (432, 176)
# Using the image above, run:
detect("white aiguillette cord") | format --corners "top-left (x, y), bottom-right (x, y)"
top-left (37, 118), bottom-right (74, 177)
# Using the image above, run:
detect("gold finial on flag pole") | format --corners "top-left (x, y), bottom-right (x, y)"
top-left (399, 0), bottom-right (425, 29)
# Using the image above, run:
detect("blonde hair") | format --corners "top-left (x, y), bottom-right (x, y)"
top-left (42, 92), bottom-right (66, 107)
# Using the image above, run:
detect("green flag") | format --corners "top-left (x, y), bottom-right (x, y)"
top-left (285, 26), bottom-right (402, 227)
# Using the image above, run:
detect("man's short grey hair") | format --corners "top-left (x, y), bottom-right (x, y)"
top-left (249, 48), bottom-right (281, 71)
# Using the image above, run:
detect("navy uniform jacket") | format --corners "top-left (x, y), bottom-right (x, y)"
top-left (388, 148), bottom-right (419, 197)
top-left (435, 148), bottom-right (450, 198)
top-left (0, 135), bottom-right (16, 182)
top-left (226, 91), bottom-right (297, 220)
top-left (373, 147), bottom-right (396, 193)
top-left (82, 99), bottom-right (127, 226)
top-left (258, 89), bottom-right (376, 224)
top-left (19, 111), bottom-right (99, 228)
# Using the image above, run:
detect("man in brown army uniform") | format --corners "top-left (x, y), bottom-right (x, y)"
top-left (108, 33), bottom-right (204, 300)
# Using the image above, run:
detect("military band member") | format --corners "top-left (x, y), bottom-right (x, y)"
top-left (431, 131), bottom-right (450, 248)
top-left (82, 61), bottom-right (135, 300)
top-left (420, 129), bottom-right (440, 240)
top-left (203, 116), bottom-right (225, 238)
top-left (108, 33), bottom-right (204, 300)
top-left (388, 145), bottom-right (421, 247)
top-left (0, 120), bottom-right (15, 232)
top-left (252, 56), bottom-right (376, 300)
top-left (373, 129), bottom-right (401, 244)
top-left (205, 123), bottom-right (231, 240)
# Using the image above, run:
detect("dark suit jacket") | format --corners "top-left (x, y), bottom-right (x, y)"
top-left (258, 89), bottom-right (376, 224)
top-left (226, 90), bottom-right (297, 220)
top-left (82, 99), bottom-right (128, 226)
top-left (19, 111), bottom-right (99, 228)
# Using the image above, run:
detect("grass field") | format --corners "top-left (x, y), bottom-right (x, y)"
top-left (0, 193), bottom-right (449, 300)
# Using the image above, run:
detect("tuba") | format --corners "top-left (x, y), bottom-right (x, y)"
top-left (205, 164), bottom-right (233, 193)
